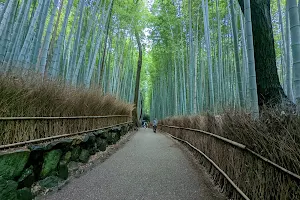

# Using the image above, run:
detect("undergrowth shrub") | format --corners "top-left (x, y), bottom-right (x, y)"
top-left (161, 111), bottom-right (300, 199)
top-left (0, 74), bottom-right (133, 117)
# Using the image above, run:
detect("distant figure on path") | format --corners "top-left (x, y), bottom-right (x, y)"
top-left (142, 120), bottom-right (147, 128)
top-left (153, 118), bottom-right (157, 133)
top-left (143, 121), bottom-right (148, 128)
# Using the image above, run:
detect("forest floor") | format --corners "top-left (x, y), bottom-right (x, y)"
top-left (42, 128), bottom-right (225, 200)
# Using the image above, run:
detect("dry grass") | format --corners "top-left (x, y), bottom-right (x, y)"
top-left (161, 111), bottom-right (300, 199)
top-left (0, 74), bottom-right (133, 117)
top-left (0, 74), bottom-right (133, 145)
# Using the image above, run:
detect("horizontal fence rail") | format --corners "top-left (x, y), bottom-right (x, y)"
top-left (0, 115), bottom-right (131, 146)
top-left (0, 121), bottom-right (132, 150)
top-left (160, 124), bottom-right (300, 200)
top-left (166, 132), bottom-right (250, 200)
top-left (160, 124), bottom-right (300, 180)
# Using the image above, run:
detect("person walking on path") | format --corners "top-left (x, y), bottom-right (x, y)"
top-left (153, 118), bottom-right (157, 132)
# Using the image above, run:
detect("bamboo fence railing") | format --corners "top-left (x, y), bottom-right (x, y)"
top-left (0, 115), bottom-right (131, 146)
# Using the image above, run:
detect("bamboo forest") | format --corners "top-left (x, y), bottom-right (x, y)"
top-left (0, 0), bottom-right (297, 118)
top-left (1, 0), bottom-right (300, 199)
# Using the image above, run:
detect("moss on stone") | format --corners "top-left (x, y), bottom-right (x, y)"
top-left (18, 166), bottom-right (35, 188)
top-left (96, 138), bottom-right (107, 151)
top-left (58, 162), bottom-right (68, 180)
top-left (71, 146), bottom-right (81, 161)
top-left (40, 150), bottom-right (62, 179)
top-left (0, 150), bottom-right (30, 180)
top-left (38, 176), bottom-right (61, 189)
top-left (0, 176), bottom-right (18, 200)
top-left (17, 188), bottom-right (32, 200)
top-left (79, 149), bottom-right (90, 163)
top-left (61, 151), bottom-right (72, 164)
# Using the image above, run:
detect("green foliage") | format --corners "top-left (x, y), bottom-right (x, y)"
top-left (0, 0), bottom-right (291, 119)
top-left (146, 0), bottom-right (288, 118)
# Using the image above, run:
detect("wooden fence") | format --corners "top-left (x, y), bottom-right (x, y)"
top-left (0, 115), bottom-right (131, 146)
top-left (160, 125), bottom-right (300, 200)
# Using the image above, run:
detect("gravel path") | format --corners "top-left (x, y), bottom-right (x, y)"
top-left (44, 128), bottom-right (225, 200)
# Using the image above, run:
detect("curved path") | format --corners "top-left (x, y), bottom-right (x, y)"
top-left (45, 129), bottom-right (225, 200)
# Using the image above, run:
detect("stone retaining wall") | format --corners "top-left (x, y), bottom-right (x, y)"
top-left (0, 123), bottom-right (133, 200)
